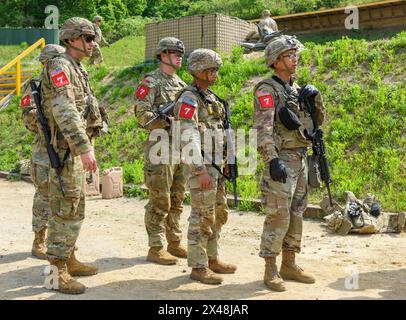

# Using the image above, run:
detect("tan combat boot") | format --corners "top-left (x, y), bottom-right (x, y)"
top-left (280, 251), bottom-right (315, 284)
top-left (67, 251), bottom-right (98, 277)
top-left (32, 228), bottom-right (47, 260)
top-left (264, 257), bottom-right (286, 292)
top-left (147, 246), bottom-right (177, 265)
top-left (49, 259), bottom-right (86, 294)
top-left (190, 268), bottom-right (223, 285)
top-left (167, 241), bottom-right (187, 258)
top-left (208, 258), bottom-right (237, 274)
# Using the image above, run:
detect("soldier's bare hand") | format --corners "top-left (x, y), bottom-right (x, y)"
top-left (80, 149), bottom-right (98, 173)
top-left (198, 172), bottom-right (212, 191)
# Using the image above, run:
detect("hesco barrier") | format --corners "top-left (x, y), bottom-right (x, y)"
top-left (0, 28), bottom-right (59, 45)
top-left (250, 0), bottom-right (406, 34)
top-left (145, 13), bottom-right (256, 61)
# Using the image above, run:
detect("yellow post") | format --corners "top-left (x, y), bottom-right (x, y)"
top-left (16, 60), bottom-right (21, 96)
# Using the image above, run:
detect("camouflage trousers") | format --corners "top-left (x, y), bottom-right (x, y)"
top-left (187, 166), bottom-right (229, 268)
top-left (144, 162), bottom-right (187, 247)
top-left (30, 162), bottom-right (50, 232)
top-left (89, 43), bottom-right (103, 65)
top-left (259, 149), bottom-right (308, 258)
top-left (47, 153), bottom-right (85, 261)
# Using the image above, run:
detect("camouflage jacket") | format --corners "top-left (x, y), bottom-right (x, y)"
top-left (258, 17), bottom-right (278, 32)
top-left (174, 85), bottom-right (227, 176)
top-left (134, 68), bottom-right (186, 131)
top-left (253, 76), bottom-right (325, 164)
top-left (93, 24), bottom-right (109, 47)
top-left (41, 53), bottom-right (93, 157)
top-left (20, 77), bottom-right (49, 166)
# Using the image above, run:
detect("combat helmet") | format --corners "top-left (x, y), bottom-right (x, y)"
top-left (187, 48), bottom-right (222, 74)
top-left (59, 17), bottom-right (95, 41)
top-left (155, 37), bottom-right (185, 59)
top-left (37, 44), bottom-right (66, 64)
top-left (264, 35), bottom-right (304, 67)
top-left (93, 16), bottom-right (102, 23)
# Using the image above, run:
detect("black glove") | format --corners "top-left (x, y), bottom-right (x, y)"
top-left (298, 84), bottom-right (319, 101)
top-left (370, 203), bottom-right (381, 217)
top-left (270, 158), bottom-right (287, 183)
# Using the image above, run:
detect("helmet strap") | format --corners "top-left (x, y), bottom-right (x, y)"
top-left (67, 37), bottom-right (89, 56)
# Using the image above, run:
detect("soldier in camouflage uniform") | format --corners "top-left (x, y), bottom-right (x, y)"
top-left (259, 10), bottom-right (278, 33)
top-left (253, 35), bottom-right (325, 291)
top-left (89, 16), bottom-right (110, 65)
top-left (134, 37), bottom-right (188, 265)
top-left (21, 44), bottom-right (66, 260)
top-left (41, 17), bottom-right (99, 294)
top-left (173, 49), bottom-right (237, 285)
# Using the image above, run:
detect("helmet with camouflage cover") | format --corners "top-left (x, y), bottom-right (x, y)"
top-left (93, 16), bottom-right (102, 23)
top-left (37, 44), bottom-right (65, 64)
top-left (264, 35), bottom-right (304, 67)
top-left (59, 17), bottom-right (95, 41)
top-left (155, 37), bottom-right (185, 59)
top-left (187, 48), bottom-right (222, 74)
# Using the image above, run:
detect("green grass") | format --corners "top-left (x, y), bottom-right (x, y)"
top-left (0, 43), bottom-right (42, 70)
top-left (85, 36), bottom-right (146, 71)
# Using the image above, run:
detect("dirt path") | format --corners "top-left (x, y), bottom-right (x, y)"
top-left (0, 179), bottom-right (405, 300)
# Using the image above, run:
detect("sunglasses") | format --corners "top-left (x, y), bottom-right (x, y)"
top-left (83, 35), bottom-right (96, 43)
top-left (167, 50), bottom-right (184, 57)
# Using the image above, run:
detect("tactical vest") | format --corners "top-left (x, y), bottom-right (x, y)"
top-left (254, 77), bottom-right (313, 150)
top-left (178, 85), bottom-right (226, 166)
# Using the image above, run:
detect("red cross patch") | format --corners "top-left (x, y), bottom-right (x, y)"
top-left (258, 95), bottom-right (274, 108)
top-left (21, 95), bottom-right (31, 108)
top-left (51, 70), bottom-right (69, 88)
top-left (179, 103), bottom-right (195, 119)
top-left (135, 85), bottom-right (149, 99)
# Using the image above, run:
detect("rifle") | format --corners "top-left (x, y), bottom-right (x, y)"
top-left (30, 80), bottom-right (69, 197)
top-left (142, 101), bottom-right (175, 128)
top-left (301, 95), bottom-right (333, 207)
top-left (196, 87), bottom-right (238, 206)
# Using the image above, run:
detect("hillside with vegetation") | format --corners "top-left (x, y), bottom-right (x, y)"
top-left (0, 29), bottom-right (404, 211)
top-left (1, 0), bottom-right (379, 42)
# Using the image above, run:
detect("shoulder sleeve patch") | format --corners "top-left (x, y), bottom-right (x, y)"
top-left (258, 94), bottom-right (274, 108)
top-left (21, 95), bottom-right (31, 108)
top-left (179, 103), bottom-right (196, 119)
top-left (135, 84), bottom-right (150, 99)
top-left (51, 68), bottom-right (70, 88)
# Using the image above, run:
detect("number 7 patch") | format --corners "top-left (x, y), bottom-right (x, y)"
top-left (259, 95), bottom-right (274, 108)
top-left (51, 70), bottom-right (70, 88)
top-left (179, 103), bottom-right (195, 119)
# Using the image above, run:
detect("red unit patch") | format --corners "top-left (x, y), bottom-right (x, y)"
top-left (259, 95), bottom-right (274, 108)
top-left (51, 71), bottom-right (69, 88)
top-left (21, 95), bottom-right (31, 108)
top-left (179, 103), bottom-right (195, 119)
top-left (135, 85), bottom-right (149, 99)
